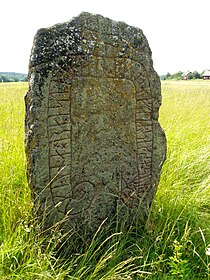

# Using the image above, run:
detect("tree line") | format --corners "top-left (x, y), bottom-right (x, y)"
top-left (0, 70), bottom-right (205, 82)
top-left (163, 70), bottom-right (203, 80)
top-left (0, 72), bottom-right (27, 82)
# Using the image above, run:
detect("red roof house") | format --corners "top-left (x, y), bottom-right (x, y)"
top-left (202, 70), bottom-right (210, 80)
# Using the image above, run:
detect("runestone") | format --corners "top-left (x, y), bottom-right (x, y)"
top-left (25, 12), bottom-right (166, 236)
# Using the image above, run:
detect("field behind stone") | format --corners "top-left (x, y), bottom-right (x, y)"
top-left (0, 80), bottom-right (209, 279)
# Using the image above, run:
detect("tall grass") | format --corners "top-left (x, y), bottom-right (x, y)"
top-left (0, 83), bottom-right (31, 239)
top-left (0, 80), bottom-right (209, 279)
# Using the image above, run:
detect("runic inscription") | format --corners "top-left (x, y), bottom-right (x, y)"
top-left (25, 12), bottom-right (166, 236)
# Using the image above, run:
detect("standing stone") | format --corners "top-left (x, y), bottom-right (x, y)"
top-left (25, 12), bottom-right (166, 238)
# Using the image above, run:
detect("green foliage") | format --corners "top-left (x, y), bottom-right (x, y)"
top-left (164, 71), bottom-right (202, 80)
top-left (0, 81), bottom-right (209, 279)
top-left (168, 239), bottom-right (190, 278)
top-left (188, 71), bottom-right (202, 80)
top-left (164, 71), bottom-right (183, 80)
top-left (0, 72), bottom-right (27, 82)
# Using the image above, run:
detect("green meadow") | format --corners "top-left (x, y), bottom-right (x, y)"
top-left (0, 80), bottom-right (209, 279)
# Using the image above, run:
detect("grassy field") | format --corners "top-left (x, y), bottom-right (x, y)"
top-left (0, 80), bottom-right (209, 279)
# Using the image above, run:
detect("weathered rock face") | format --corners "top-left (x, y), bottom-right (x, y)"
top-left (25, 12), bottom-right (166, 237)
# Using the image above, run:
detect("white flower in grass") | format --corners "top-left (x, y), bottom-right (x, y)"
top-left (206, 245), bottom-right (210, 256)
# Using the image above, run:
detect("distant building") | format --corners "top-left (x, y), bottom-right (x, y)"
top-left (202, 70), bottom-right (210, 80)
top-left (181, 71), bottom-right (192, 80)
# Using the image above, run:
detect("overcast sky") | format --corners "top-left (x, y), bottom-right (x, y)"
top-left (1, 0), bottom-right (210, 75)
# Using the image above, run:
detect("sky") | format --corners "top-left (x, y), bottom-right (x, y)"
top-left (1, 0), bottom-right (210, 75)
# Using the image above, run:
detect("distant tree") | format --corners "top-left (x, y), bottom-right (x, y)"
top-left (164, 71), bottom-right (183, 80)
top-left (188, 71), bottom-right (201, 80)
top-left (172, 71), bottom-right (183, 80)
top-left (0, 72), bottom-right (27, 82)
top-left (164, 70), bottom-right (202, 80)
top-left (21, 75), bottom-right (28, 82)
top-left (0, 75), bottom-right (10, 82)
top-left (164, 72), bottom-right (171, 80)
top-left (188, 73), bottom-right (194, 80)
top-left (192, 71), bottom-right (201, 79)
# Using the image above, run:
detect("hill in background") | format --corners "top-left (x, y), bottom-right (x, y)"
top-left (0, 72), bottom-right (27, 82)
